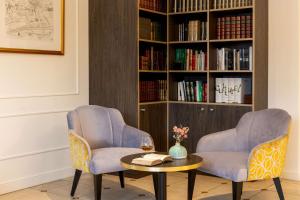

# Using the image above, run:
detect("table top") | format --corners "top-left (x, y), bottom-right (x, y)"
top-left (120, 153), bottom-right (203, 172)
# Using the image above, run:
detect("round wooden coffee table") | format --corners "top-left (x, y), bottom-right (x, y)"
top-left (121, 153), bottom-right (203, 200)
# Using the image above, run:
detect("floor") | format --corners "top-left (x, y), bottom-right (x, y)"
top-left (1, 173), bottom-right (300, 200)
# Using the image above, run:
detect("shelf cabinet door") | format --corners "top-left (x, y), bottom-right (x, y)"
top-left (139, 104), bottom-right (168, 152)
top-left (169, 104), bottom-right (252, 153)
top-left (169, 104), bottom-right (208, 153)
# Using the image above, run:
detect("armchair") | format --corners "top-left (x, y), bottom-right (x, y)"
top-left (67, 105), bottom-right (154, 200)
top-left (196, 109), bottom-right (291, 200)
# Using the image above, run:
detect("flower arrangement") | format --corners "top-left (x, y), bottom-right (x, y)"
top-left (172, 125), bottom-right (189, 143)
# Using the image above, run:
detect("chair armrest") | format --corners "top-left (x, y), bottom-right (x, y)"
top-left (122, 125), bottom-right (154, 150)
top-left (247, 134), bottom-right (289, 181)
top-left (68, 131), bottom-right (92, 173)
top-left (196, 129), bottom-right (239, 153)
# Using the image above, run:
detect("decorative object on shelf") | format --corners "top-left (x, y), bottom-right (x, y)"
top-left (0, 0), bottom-right (65, 55)
top-left (169, 125), bottom-right (189, 159)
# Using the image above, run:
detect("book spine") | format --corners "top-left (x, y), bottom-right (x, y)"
top-left (246, 15), bottom-right (252, 38)
top-left (231, 16), bottom-right (236, 39)
top-left (241, 15), bottom-right (246, 38)
top-left (236, 16), bottom-right (241, 39)
top-left (225, 16), bottom-right (231, 39)
top-left (221, 17), bottom-right (225, 39)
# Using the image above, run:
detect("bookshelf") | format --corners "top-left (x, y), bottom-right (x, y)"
top-left (89, 0), bottom-right (268, 153)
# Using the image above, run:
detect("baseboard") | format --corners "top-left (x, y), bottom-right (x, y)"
top-left (282, 170), bottom-right (300, 181)
top-left (0, 167), bottom-right (74, 195)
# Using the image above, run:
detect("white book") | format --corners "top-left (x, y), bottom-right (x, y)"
top-left (195, 0), bottom-right (198, 11)
top-left (200, 0), bottom-right (202, 10)
top-left (221, 78), bottom-right (229, 103)
top-left (183, 0), bottom-right (186, 12)
top-left (194, 21), bottom-right (198, 41)
top-left (234, 78), bottom-right (243, 103)
top-left (174, 0), bottom-right (177, 12)
top-left (233, 49), bottom-right (237, 70)
top-left (214, 0), bottom-right (217, 9)
top-left (249, 46), bottom-right (253, 71)
top-left (228, 78), bottom-right (235, 103)
top-left (178, 82), bottom-right (182, 101)
top-left (215, 78), bottom-right (223, 103)
top-left (238, 0), bottom-right (241, 7)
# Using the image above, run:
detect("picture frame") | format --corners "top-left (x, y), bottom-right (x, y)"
top-left (0, 0), bottom-right (65, 55)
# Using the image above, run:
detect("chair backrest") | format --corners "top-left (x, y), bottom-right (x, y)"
top-left (67, 105), bottom-right (125, 149)
top-left (236, 109), bottom-right (291, 152)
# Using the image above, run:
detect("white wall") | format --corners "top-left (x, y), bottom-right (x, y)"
top-left (269, 0), bottom-right (300, 180)
top-left (0, 0), bottom-right (89, 194)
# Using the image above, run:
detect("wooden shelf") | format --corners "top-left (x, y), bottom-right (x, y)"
top-left (168, 10), bottom-right (208, 15)
top-left (169, 40), bottom-right (208, 44)
top-left (209, 6), bottom-right (253, 12)
top-left (209, 70), bottom-right (252, 73)
top-left (139, 101), bottom-right (168, 105)
top-left (139, 70), bottom-right (167, 73)
top-left (210, 38), bottom-right (253, 43)
top-left (169, 101), bottom-right (252, 107)
top-left (139, 8), bottom-right (167, 16)
top-left (139, 39), bottom-right (167, 45)
top-left (169, 101), bottom-right (209, 105)
top-left (169, 70), bottom-right (207, 73)
top-left (208, 102), bottom-right (253, 107)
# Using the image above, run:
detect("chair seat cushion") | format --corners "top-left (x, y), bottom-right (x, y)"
top-left (89, 147), bottom-right (144, 174)
top-left (195, 152), bottom-right (249, 182)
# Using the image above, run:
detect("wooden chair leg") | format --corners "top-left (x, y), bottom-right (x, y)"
top-left (119, 171), bottom-right (125, 188)
top-left (232, 181), bottom-right (243, 200)
top-left (273, 177), bottom-right (285, 200)
top-left (94, 174), bottom-right (102, 200)
top-left (70, 169), bottom-right (82, 197)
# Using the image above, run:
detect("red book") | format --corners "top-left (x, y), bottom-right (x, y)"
top-left (236, 16), bottom-right (241, 39)
top-left (192, 53), bottom-right (196, 70)
top-left (217, 18), bottom-right (221, 39)
top-left (231, 16), bottom-right (236, 39)
top-left (241, 15), bottom-right (246, 38)
top-left (225, 17), bottom-right (231, 39)
top-left (221, 17), bottom-right (225, 39)
top-left (246, 15), bottom-right (252, 38)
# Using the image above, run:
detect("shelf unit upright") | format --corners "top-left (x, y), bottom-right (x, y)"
top-left (89, 0), bottom-right (268, 153)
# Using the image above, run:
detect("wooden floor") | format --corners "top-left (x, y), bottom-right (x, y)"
top-left (1, 173), bottom-right (300, 200)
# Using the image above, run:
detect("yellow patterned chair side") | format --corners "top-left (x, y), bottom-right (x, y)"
top-left (247, 134), bottom-right (289, 181)
top-left (68, 131), bottom-right (92, 173)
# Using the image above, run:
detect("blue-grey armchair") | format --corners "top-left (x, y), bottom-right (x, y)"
top-left (67, 105), bottom-right (154, 200)
top-left (195, 109), bottom-right (291, 200)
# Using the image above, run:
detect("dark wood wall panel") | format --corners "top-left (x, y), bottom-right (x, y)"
top-left (169, 104), bottom-right (252, 153)
top-left (89, 0), bottom-right (138, 126)
top-left (140, 104), bottom-right (168, 152)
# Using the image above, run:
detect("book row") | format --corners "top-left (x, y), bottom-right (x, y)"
top-left (139, 17), bottom-right (164, 41)
top-left (140, 0), bottom-right (164, 12)
top-left (177, 80), bottom-right (208, 102)
top-left (175, 20), bottom-right (207, 41)
top-left (140, 80), bottom-right (167, 102)
top-left (140, 47), bottom-right (166, 71)
top-left (173, 0), bottom-right (208, 13)
top-left (212, 0), bottom-right (253, 9)
top-left (216, 46), bottom-right (252, 71)
top-left (174, 48), bottom-right (207, 71)
top-left (215, 78), bottom-right (252, 104)
top-left (217, 15), bottom-right (252, 40)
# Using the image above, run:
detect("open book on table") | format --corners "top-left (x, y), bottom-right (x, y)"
top-left (131, 154), bottom-right (172, 166)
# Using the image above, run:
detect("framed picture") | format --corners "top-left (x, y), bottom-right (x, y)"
top-left (0, 0), bottom-right (65, 55)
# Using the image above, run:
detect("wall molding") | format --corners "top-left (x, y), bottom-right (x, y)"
top-left (0, 146), bottom-right (69, 162)
top-left (0, 167), bottom-right (73, 195)
top-left (0, 0), bottom-right (80, 100)
top-left (0, 109), bottom-right (71, 119)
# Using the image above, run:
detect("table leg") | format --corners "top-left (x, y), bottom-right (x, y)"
top-left (152, 173), bottom-right (158, 199)
top-left (157, 172), bottom-right (167, 200)
top-left (188, 170), bottom-right (197, 200)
